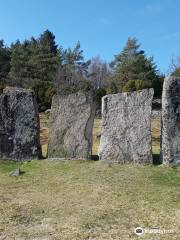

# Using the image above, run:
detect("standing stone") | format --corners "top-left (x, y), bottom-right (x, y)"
top-left (48, 92), bottom-right (96, 159)
top-left (0, 87), bottom-right (41, 161)
top-left (161, 76), bottom-right (180, 166)
top-left (98, 89), bottom-right (154, 163)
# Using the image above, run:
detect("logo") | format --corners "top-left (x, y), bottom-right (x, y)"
top-left (135, 227), bottom-right (144, 236)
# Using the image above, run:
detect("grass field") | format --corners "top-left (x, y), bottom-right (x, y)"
top-left (0, 114), bottom-right (179, 240)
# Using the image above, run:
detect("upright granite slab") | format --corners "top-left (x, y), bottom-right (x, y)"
top-left (0, 87), bottom-right (41, 161)
top-left (161, 76), bottom-right (180, 166)
top-left (48, 92), bottom-right (96, 159)
top-left (99, 89), bottom-right (154, 163)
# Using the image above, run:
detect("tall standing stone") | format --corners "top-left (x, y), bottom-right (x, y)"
top-left (99, 89), bottom-right (154, 163)
top-left (0, 87), bottom-right (41, 161)
top-left (48, 92), bottom-right (96, 159)
top-left (161, 76), bottom-right (180, 165)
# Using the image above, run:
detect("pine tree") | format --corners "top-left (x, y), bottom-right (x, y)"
top-left (111, 37), bottom-right (162, 95)
top-left (39, 30), bottom-right (58, 54)
top-left (30, 31), bottom-right (59, 109)
top-left (0, 40), bottom-right (11, 90)
top-left (9, 30), bottom-right (60, 109)
top-left (10, 40), bottom-right (33, 87)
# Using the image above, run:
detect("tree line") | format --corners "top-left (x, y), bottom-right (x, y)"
top-left (1, 29), bottom-right (174, 111)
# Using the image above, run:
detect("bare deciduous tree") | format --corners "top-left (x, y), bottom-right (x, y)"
top-left (88, 56), bottom-right (111, 89)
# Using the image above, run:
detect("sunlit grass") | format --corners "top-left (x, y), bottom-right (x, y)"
top-left (0, 114), bottom-right (179, 239)
top-left (0, 160), bottom-right (179, 239)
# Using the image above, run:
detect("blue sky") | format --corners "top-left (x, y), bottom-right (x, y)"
top-left (0, 0), bottom-right (180, 73)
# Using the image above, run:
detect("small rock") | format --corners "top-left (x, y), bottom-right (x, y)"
top-left (95, 110), bottom-right (102, 118)
top-left (152, 98), bottom-right (162, 109)
top-left (151, 110), bottom-right (161, 118)
top-left (9, 168), bottom-right (21, 177)
top-left (45, 109), bottom-right (51, 114)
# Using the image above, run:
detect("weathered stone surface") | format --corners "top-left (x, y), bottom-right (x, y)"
top-left (161, 76), bottom-right (180, 166)
top-left (48, 92), bottom-right (96, 159)
top-left (0, 87), bottom-right (41, 161)
top-left (9, 168), bottom-right (21, 177)
top-left (98, 89), bottom-right (154, 163)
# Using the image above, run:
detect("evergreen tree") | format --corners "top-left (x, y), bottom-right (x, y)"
top-left (111, 37), bottom-right (162, 96)
top-left (31, 31), bottom-right (59, 109)
top-left (0, 40), bottom-right (11, 90)
top-left (10, 40), bottom-right (33, 87)
top-left (29, 30), bottom-right (59, 83)
top-left (9, 30), bottom-right (60, 109)
top-left (106, 81), bottom-right (119, 94)
top-left (39, 29), bottom-right (58, 54)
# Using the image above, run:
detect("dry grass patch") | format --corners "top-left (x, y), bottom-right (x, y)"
top-left (39, 113), bottom-right (49, 158)
top-left (1, 113), bottom-right (175, 239)
top-left (151, 118), bottom-right (161, 155)
top-left (92, 118), bottom-right (102, 156)
top-left (0, 160), bottom-right (179, 239)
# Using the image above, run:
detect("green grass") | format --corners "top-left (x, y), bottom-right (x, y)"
top-left (0, 160), bottom-right (179, 239)
top-left (1, 116), bottom-right (178, 239)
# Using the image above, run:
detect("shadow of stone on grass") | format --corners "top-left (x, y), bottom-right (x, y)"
top-left (91, 155), bottom-right (99, 161)
top-left (153, 154), bottom-right (161, 165)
